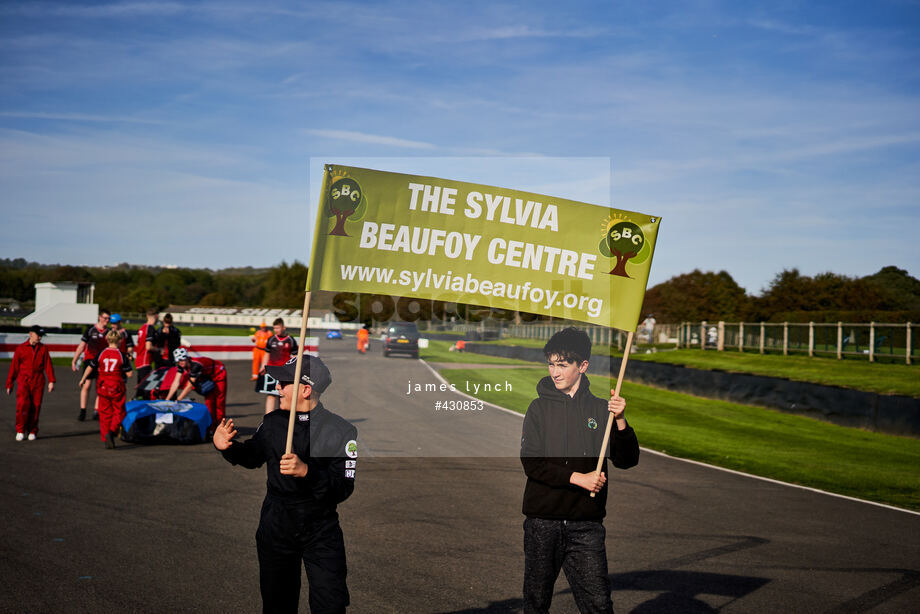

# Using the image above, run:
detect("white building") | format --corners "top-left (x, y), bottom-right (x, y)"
top-left (20, 281), bottom-right (98, 328)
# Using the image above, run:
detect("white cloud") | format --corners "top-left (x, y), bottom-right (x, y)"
top-left (305, 129), bottom-right (438, 151)
top-left (0, 111), bottom-right (167, 124)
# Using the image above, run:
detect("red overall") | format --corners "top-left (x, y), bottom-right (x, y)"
top-left (96, 347), bottom-right (129, 441)
top-left (178, 357), bottom-right (228, 428)
top-left (6, 340), bottom-right (55, 436)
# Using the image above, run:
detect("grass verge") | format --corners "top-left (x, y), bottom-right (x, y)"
top-left (629, 349), bottom-right (920, 397)
top-left (420, 340), bottom-right (539, 365)
top-left (476, 337), bottom-right (920, 397)
top-left (437, 366), bottom-right (920, 511)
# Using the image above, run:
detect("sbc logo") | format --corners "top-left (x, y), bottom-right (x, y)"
top-left (326, 175), bottom-right (366, 236)
top-left (598, 220), bottom-right (649, 278)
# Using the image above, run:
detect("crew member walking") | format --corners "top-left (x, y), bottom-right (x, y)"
top-left (356, 325), bottom-right (369, 354)
top-left (84, 330), bottom-right (133, 449)
top-left (6, 325), bottom-right (55, 441)
top-left (72, 309), bottom-right (111, 421)
top-left (250, 322), bottom-right (272, 381)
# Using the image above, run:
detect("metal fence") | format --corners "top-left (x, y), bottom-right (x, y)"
top-left (433, 321), bottom-right (684, 351)
top-left (677, 321), bottom-right (917, 364)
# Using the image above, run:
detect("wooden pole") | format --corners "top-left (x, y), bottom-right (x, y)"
top-left (837, 321), bottom-right (843, 360)
top-left (869, 321), bottom-right (875, 363)
top-left (285, 290), bottom-right (313, 455)
top-left (907, 322), bottom-right (912, 366)
top-left (590, 330), bottom-right (634, 498)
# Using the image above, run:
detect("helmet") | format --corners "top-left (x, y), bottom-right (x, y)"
top-left (110, 313), bottom-right (122, 324)
top-left (173, 347), bottom-right (189, 362)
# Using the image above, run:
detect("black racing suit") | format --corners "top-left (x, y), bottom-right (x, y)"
top-left (220, 404), bottom-right (358, 614)
top-left (520, 374), bottom-right (639, 614)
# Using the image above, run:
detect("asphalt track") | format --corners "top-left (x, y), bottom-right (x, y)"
top-left (2, 339), bottom-right (919, 613)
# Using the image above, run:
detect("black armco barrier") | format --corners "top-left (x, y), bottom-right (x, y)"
top-left (462, 342), bottom-right (920, 437)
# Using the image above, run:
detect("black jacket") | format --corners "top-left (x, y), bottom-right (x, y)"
top-left (521, 374), bottom-right (639, 521)
top-left (220, 403), bottom-right (357, 510)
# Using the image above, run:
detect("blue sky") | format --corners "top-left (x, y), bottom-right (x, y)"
top-left (1, 0), bottom-right (918, 295)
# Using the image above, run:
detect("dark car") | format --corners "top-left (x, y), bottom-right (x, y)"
top-left (383, 322), bottom-right (420, 358)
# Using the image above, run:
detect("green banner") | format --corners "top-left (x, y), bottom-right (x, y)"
top-left (307, 165), bottom-right (661, 331)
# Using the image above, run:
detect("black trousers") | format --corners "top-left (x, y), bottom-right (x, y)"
top-left (523, 517), bottom-right (613, 614)
top-left (256, 496), bottom-right (349, 614)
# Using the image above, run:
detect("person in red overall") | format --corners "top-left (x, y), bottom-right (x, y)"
top-left (166, 347), bottom-right (227, 435)
top-left (6, 325), bottom-right (56, 441)
top-left (83, 330), bottom-right (133, 449)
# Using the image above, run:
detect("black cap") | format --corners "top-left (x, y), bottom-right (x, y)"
top-left (265, 355), bottom-right (331, 394)
top-left (28, 325), bottom-right (46, 337)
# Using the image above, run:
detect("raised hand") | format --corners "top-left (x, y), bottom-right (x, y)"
top-left (212, 418), bottom-right (238, 451)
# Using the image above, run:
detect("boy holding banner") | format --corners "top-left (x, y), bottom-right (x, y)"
top-left (521, 327), bottom-right (639, 614)
top-left (213, 355), bottom-right (357, 614)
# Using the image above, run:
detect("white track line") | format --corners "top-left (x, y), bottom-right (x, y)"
top-left (421, 359), bottom-right (920, 517)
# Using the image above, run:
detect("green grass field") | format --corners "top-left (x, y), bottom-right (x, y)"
top-left (474, 336), bottom-right (920, 397)
top-left (630, 349), bottom-right (920, 397)
top-left (420, 340), bottom-right (539, 365)
top-left (437, 364), bottom-right (920, 511)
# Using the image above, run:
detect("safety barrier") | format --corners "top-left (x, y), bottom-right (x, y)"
top-left (0, 334), bottom-right (318, 361)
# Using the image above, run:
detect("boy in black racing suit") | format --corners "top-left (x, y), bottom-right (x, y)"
top-left (213, 355), bottom-right (357, 614)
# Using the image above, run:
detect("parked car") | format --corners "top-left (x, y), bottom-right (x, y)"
top-left (383, 322), bottom-right (420, 358)
top-left (326, 330), bottom-right (343, 340)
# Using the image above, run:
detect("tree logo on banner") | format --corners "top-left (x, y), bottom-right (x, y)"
top-left (598, 216), bottom-right (652, 278)
top-left (326, 172), bottom-right (367, 236)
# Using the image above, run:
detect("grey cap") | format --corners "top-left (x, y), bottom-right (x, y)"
top-left (265, 355), bottom-right (331, 394)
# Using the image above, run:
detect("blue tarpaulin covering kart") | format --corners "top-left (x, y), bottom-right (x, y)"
top-left (122, 400), bottom-right (212, 444)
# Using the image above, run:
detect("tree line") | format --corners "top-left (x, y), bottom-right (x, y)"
top-left (641, 266), bottom-right (920, 323)
top-left (0, 258), bottom-right (309, 314)
top-left (2, 258), bottom-right (918, 324)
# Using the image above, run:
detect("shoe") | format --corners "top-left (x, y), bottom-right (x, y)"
top-left (105, 432), bottom-right (115, 449)
top-left (15, 432), bottom-right (24, 441)
top-left (78, 409), bottom-right (86, 421)
top-left (27, 433), bottom-right (36, 441)
top-left (92, 412), bottom-right (99, 421)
